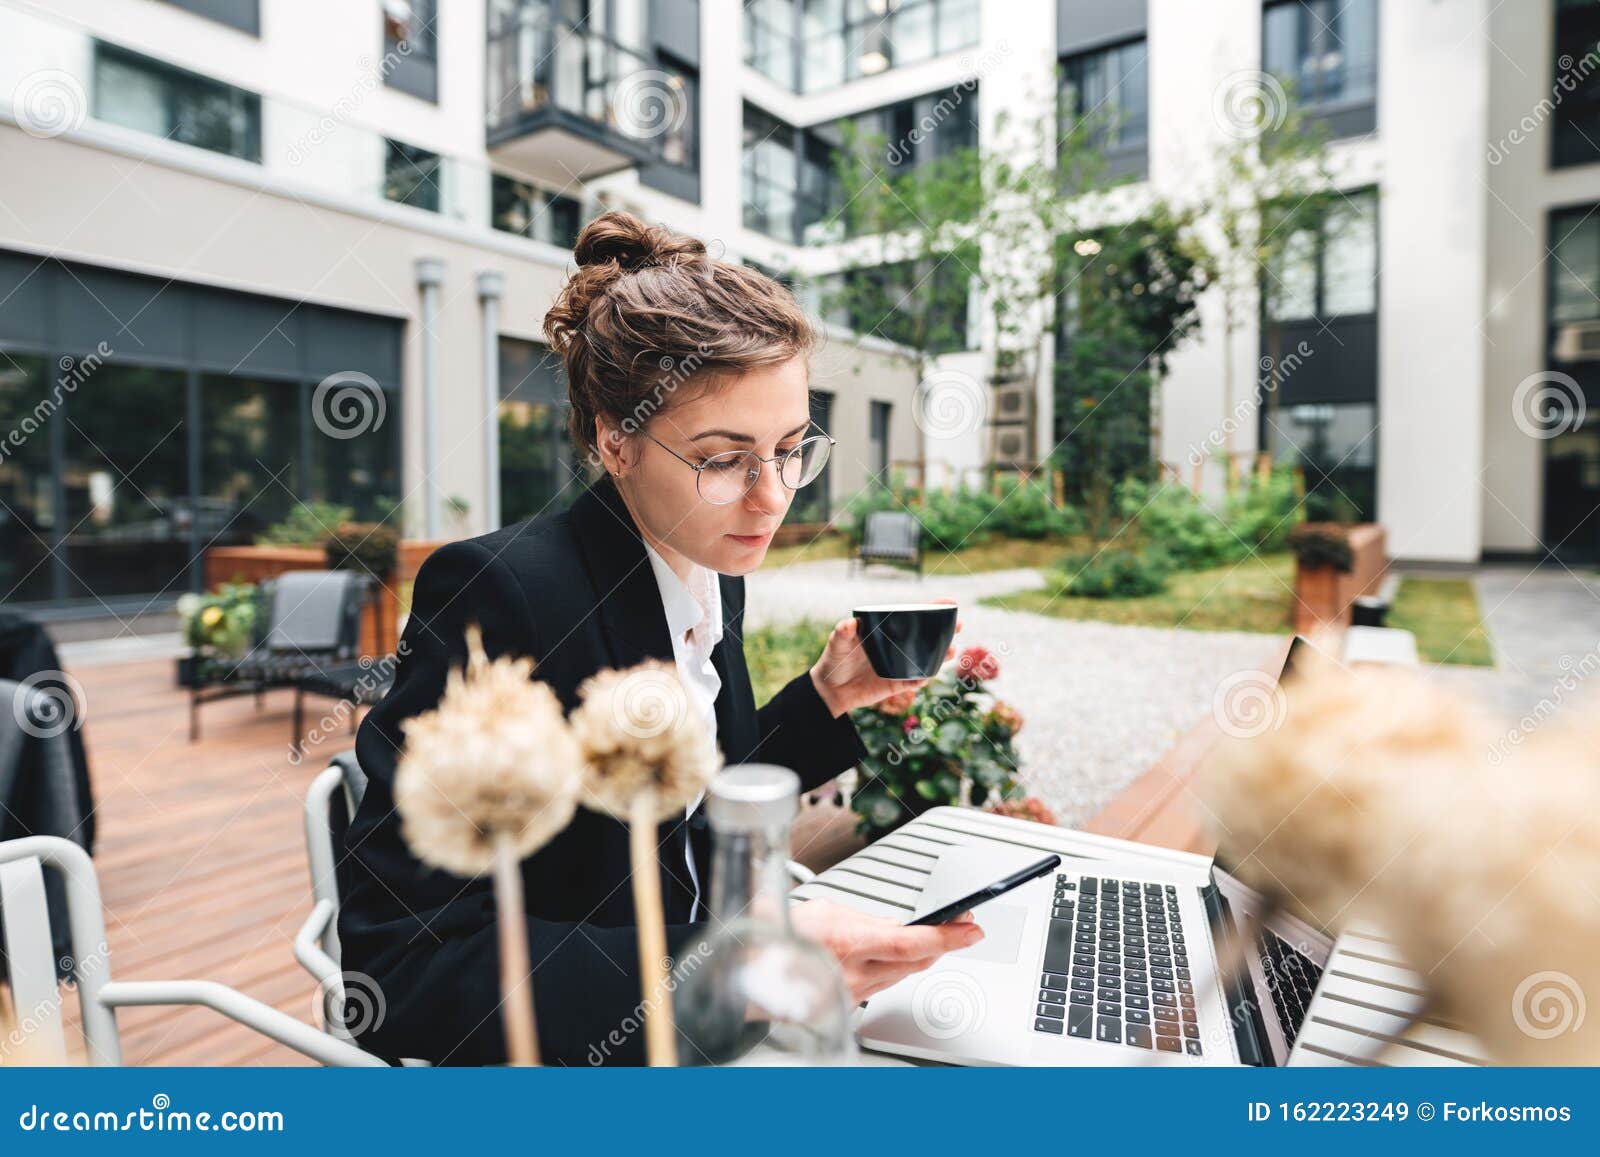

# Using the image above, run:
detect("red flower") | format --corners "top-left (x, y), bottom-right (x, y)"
top-left (902, 715), bottom-right (920, 734)
top-left (957, 645), bottom-right (1000, 683)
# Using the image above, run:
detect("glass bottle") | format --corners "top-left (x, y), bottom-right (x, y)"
top-left (674, 764), bottom-right (858, 1065)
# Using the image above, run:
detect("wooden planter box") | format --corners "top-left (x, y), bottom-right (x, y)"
top-left (1291, 522), bottom-right (1387, 635)
top-left (204, 540), bottom-right (452, 659)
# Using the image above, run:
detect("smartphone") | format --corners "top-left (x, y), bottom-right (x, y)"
top-left (907, 853), bottom-right (1063, 925)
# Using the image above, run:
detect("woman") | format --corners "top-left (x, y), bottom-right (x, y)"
top-left (340, 211), bottom-right (982, 1066)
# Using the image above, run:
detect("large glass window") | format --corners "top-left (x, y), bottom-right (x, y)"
top-left (92, 42), bottom-right (261, 162)
top-left (1264, 401), bottom-right (1376, 522)
top-left (1264, 190), bottom-right (1378, 322)
top-left (199, 375), bottom-right (300, 548)
top-left (60, 365), bottom-right (191, 600)
top-left (1263, 0), bottom-right (1377, 137)
top-left (796, 0), bottom-right (979, 92)
top-left (746, 0), bottom-right (799, 89)
top-left (742, 85), bottom-right (979, 244)
top-left (498, 338), bottom-right (578, 524)
top-left (306, 379), bottom-right (400, 522)
top-left (384, 139), bottom-right (442, 213)
top-left (1551, 205), bottom-right (1600, 325)
top-left (491, 175), bottom-right (582, 247)
top-left (1555, 1), bottom-right (1600, 168)
top-left (0, 354), bottom-right (57, 603)
top-left (1061, 38), bottom-right (1148, 179)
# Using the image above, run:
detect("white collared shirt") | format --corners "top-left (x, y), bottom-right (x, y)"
top-left (642, 543), bottom-right (723, 921)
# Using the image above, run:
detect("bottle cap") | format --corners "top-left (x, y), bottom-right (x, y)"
top-left (706, 764), bottom-right (799, 831)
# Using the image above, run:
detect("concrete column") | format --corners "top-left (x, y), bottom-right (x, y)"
top-left (477, 269), bottom-right (505, 532)
top-left (414, 256), bottom-right (446, 539)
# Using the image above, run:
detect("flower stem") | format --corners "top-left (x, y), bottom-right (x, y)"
top-left (630, 788), bottom-right (678, 1066)
top-left (493, 832), bottom-right (540, 1066)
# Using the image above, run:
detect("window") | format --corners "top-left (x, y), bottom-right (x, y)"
top-left (92, 43), bottom-right (261, 162)
top-left (491, 175), bottom-right (582, 247)
top-left (746, 0), bottom-right (799, 90)
top-left (1061, 38), bottom-right (1148, 179)
top-left (821, 259), bottom-right (973, 353)
top-left (1264, 190), bottom-right (1378, 322)
top-left (741, 86), bottom-right (979, 243)
top-left (789, 391), bottom-right (834, 522)
top-left (158, 0), bottom-right (260, 35)
top-left (383, 0), bottom-right (439, 103)
top-left (1262, 0), bottom-right (1377, 137)
top-left (655, 62), bottom-right (699, 171)
top-left (498, 338), bottom-right (578, 523)
top-left (745, 0), bottom-right (980, 93)
top-left (1550, 205), bottom-right (1600, 325)
top-left (384, 139), bottom-right (442, 213)
top-left (1264, 401), bottom-right (1376, 522)
top-left (869, 400), bottom-right (892, 484)
top-left (0, 354), bottom-right (56, 603)
top-left (1554, 0), bottom-right (1600, 168)
top-left (797, 0), bottom-right (979, 92)
top-left (199, 375), bottom-right (300, 547)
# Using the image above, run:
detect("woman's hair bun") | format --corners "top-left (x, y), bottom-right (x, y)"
top-left (573, 210), bottom-right (705, 272)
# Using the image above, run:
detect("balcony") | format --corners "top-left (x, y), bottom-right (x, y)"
top-left (485, 3), bottom-right (669, 185)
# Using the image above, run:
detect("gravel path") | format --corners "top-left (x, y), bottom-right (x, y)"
top-left (744, 560), bottom-right (1282, 826)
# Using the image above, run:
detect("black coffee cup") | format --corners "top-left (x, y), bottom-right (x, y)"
top-left (853, 603), bottom-right (959, 680)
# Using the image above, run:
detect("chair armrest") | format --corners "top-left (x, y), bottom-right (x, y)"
top-left (96, 979), bottom-right (387, 1067)
top-left (293, 899), bottom-right (341, 986)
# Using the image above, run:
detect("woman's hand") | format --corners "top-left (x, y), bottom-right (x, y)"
top-left (790, 898), bottom-right (984, 1003)
top-left (808, 598), bottom-right (962, 718)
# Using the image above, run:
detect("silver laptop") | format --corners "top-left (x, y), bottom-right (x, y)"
top-left (860, 638), bottom-right (1332, 1067)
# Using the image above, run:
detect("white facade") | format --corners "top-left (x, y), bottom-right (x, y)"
top-left (0, 0), bottom-right (1591, 582)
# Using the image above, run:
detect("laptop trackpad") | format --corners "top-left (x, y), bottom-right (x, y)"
top-left (953, 902), bottom-right (1026, 964)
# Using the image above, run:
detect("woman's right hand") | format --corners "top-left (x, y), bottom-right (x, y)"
top-left (790, 897), bottom-right (985, 1003)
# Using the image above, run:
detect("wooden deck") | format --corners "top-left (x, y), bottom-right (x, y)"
top-left (9, 640), bottom-right (1282, 1065)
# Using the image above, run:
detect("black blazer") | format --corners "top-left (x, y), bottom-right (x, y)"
top-left (338, 474), bottom-right (867, 1066)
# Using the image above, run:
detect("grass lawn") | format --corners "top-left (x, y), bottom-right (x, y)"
top-left (985, 552), bottom-right (1298, 635)
top-left (761, 533), bottom-right (1085, 575)
top-left (1389, 577), bottom-right (1495, 667)
top-left (742, 618), bottom-right (832, 704)
top-left (984, 553), bottom-right (1497, 667)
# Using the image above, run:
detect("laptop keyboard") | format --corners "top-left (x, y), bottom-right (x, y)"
top-left (1259, 928), bottom-right (1324, 1050)
top-left (1033, 875), bottom-right (1201, 1055)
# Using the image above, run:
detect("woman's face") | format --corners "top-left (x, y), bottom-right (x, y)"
top-left (602, 354), bottom-right (812, 577)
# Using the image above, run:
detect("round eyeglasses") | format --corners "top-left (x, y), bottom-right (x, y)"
top-left (643, 422), bottom-right (836, 505)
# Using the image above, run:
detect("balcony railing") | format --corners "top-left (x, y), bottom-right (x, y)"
top-left (485, 3), bottom-right (665, 183)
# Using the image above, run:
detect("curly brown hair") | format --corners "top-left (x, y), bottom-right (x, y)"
top-left (542, 210), bottom-right (816, 457)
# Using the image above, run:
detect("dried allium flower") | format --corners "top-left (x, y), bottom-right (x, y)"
top-left (395, 626), bottom-right (583, 877)
top-left (570, 660), bottom-right (720, 822)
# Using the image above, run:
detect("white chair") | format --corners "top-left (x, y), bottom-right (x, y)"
top-left (0, 835), bottom-right (384, 1066)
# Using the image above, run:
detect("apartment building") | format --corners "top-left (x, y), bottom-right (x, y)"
top-left (1, 1), bottom-right (1597, 624)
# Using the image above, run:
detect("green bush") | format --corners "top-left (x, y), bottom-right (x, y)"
top-left (1117, 480), bottom-right (1242, 570)
top-left (919, 485), bottom-right (1001, 550)
top-left (1224, 469), bottom-right (1301, 552)
top-left (1057, 546), bottom-right (1172, 598)
top-left (256, 503), bottom-right (355, 547)
top-left (325, 521), bottom-right (400, 578)
top-left (990, 480), bottom-right (1084, 540)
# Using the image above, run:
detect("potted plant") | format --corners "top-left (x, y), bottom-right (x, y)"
top-left (848, 646), bottom-right (1026, 839)
top-left (1288, 523), bottom-right (1355, 634)
top-left (325, 521), bottom-right (402, 655)
top-left (175, 582), bottom-right (259, 686)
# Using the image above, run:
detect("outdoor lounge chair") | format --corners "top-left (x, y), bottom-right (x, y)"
top-left (188, 570), bottom-right (371, 744)
top-left (854, 510), bottom-right (923, 575)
